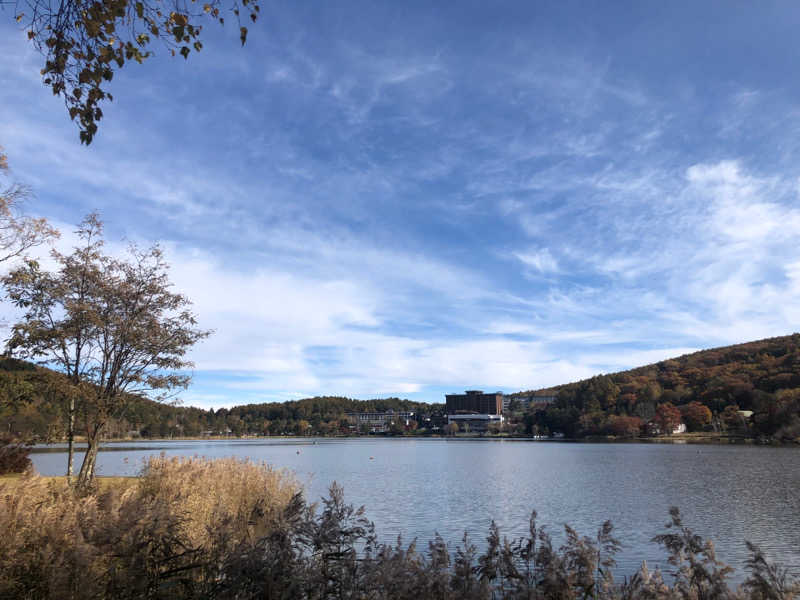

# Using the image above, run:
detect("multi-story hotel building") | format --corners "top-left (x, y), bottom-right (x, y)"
top-left (445, 390), bottom-right (503, 415)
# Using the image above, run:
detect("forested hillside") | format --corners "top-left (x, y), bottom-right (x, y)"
top-left (0, 358), bottom-right (441, 440)
top-left (524, 334), bottom-right (800, 440)
top-left (127, 395), bottom-right (440, 438)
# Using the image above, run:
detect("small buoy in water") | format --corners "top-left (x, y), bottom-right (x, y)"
top-left (369, 456), bottom-right (374, 460)
top-left (296, 450), bottom-right (300, 454)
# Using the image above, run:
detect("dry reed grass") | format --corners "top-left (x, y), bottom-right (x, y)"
top-left (136, 455), bottom-right (298, 548)
top-left (0, 455), bottom-right (299, 599)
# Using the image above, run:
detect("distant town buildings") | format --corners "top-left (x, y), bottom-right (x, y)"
top-left (531, 394), bottom-right (558, 406)
top-left (344, 388), bottom-right (559, 435)
top-left (502, 395), bottom-right (521, 412)
top-left (346, 410), bottom-right (414, 433)
top-left (645, 420), bottom-right (687, 436)
top-left (502, 394), bottom-right (557, 412)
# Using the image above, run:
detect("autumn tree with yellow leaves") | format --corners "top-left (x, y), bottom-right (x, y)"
top-left (10, 0), bottom-right (261, 143)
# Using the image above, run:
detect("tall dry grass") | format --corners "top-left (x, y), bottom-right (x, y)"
top-left (0, 455), bottom-right (299, 599)
top-left (136, 455), bottom-right (298, 548)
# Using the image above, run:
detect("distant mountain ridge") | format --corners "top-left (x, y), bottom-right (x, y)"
top-left (519, 333), bottom-right (800, 396)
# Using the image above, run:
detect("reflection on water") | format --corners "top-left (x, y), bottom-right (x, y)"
top-left (30, 439), bottom-right (800, 581)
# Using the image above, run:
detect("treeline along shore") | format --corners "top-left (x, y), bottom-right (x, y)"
top-left (3, 334), bottom-right (800, 444)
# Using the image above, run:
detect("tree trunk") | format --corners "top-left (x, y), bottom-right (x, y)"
top-left (66, 395), bottom-right (75, 481)
top-left (76, 422), bottom-right (103, 490)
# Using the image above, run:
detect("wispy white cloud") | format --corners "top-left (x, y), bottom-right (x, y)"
top-left (513, 248), bottom-right (559, 273)
top-left (4, 6), bottom-right (800, 407)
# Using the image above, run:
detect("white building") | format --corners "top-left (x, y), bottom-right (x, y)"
top-left (502, 394), bottom-right (557, 412)
top-left (446, 413), bottom-right (504, 432)
top-left (347, 410), bottom-right (414, 432)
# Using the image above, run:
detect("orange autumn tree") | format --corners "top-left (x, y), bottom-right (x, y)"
top-left (653, 402), bottom-right (682, 435)
top-left (680, 401), bottom-right (712, 432)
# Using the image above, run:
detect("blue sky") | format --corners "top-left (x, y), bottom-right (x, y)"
top-left (2, 1), bottom-right (800, 407)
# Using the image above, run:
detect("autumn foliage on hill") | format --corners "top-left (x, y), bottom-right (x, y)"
top-left (525, 334), bottom-right (800, 441)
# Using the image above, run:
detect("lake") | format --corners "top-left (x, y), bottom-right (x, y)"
top-left (30, 438), bottom-right (800, 582)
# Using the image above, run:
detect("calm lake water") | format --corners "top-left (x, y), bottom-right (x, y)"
top-left (30, 438), bottom-right (800, 581)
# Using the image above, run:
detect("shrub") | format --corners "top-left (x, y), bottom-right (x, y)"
top-left (606, 415), bottom-right (643, 438)
top-left (0, 436), bottom-right (32, 474)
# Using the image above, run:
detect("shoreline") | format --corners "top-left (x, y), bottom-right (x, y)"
top-left (31, 431), bottom-right (799, 447)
